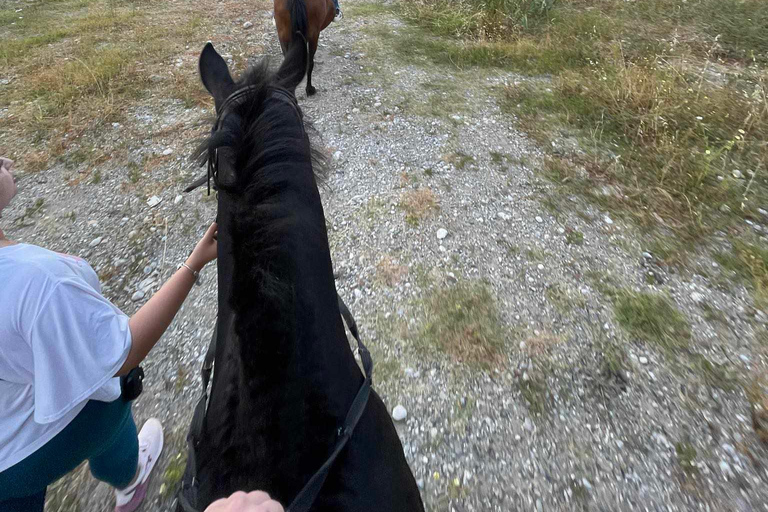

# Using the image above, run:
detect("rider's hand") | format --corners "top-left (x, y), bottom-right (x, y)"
top-left (187, 222), bottom-right (218, 271)
top-left (204, 491), bottom-right (284, 512)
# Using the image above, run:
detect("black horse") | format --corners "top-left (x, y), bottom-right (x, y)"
top-left (176, 41), bottom-right (424, 512)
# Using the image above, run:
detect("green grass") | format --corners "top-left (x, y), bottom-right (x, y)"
top-left (675, 441), bottom-right (698, 475)
top-left (545, 283), bottom-right (585, 313)
top-left (345, 2), bottom-right (397, 18)
top-left (565, 228), bottom-right (584, 245)
top-left (421, 281), bottom-right (506, 366)
top-left (614, 290), bottom-right (691, 351)
top-left (160, 452), bottom-right (188, 499)
top-left (714, 239), bottom-right (768, 309)
top-left (689, 354), bottom-right (737, 391)
top-left (445, 151), bottom-right (475, 170)
top-left (520, 376), bottom-right (549, 415)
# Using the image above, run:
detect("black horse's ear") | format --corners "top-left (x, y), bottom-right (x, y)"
top-left (199, 42), bottom-right (235, 107)
top-left (275, 35), bottom-right (308, 93)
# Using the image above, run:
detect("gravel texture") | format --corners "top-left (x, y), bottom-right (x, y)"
top-left (2, 1), bottom-right (766, 510)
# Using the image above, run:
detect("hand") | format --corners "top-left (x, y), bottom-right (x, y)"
top-left (187, 222), bottom-right (218, 271)
top-left (204, 491), bottom-right (284, 512)
top-left (0, 157), bottom-right (17, 213)
top-left (0, 157), bottom-right (13, 172)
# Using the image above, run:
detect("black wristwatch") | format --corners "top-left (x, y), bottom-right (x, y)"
top-left (120, 366), bottom-right (145, 402)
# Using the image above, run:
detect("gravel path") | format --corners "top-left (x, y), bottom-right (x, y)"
top-left (2, 0), bottom-right (765, 510)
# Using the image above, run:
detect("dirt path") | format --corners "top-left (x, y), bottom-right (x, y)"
top-left (2, 0), bottom-right (765, 510)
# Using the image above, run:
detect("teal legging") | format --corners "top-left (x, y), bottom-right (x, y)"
top-left (0, 398), bottom-right (138, 512)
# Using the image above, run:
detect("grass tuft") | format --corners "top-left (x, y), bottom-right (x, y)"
top-left (421, 281), bottom-right (506, 367)
top-left (614, 290), bottom-right (691, 351)
top-left (399, 187), bottom-right (438, 225)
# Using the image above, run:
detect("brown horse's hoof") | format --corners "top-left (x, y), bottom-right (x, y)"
top-left (306, 85), bottom-right (317, 96)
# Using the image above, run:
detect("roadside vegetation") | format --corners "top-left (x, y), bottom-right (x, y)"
top-left (396, 0), bottom-right (767, 271)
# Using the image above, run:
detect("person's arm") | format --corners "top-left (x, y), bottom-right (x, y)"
top-left (115, 222), bottom-right (218, 377)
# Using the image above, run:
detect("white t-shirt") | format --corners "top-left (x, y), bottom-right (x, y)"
top-left (0, 243), bottom-right (132, 472)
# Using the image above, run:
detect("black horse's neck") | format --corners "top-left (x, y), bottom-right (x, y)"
top-left (201, 87), bottom-right (362, 504)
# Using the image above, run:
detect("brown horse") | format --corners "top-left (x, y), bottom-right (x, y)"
top-left (274, 0), bottom-right (334, 96)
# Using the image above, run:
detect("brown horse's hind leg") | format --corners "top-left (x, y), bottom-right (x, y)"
top-left (306, 33), bottom-right (319, 96)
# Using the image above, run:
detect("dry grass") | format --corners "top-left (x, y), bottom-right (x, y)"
top-left (399, 187), bottom-right (438, 225)
top-left (521, 330), bottom-right (564, 357)
top-left (0, 0), bottom-right (212, 175)
top-left (376, 255), bottom-right (408, 286)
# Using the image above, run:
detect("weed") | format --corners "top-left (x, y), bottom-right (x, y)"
top-left (699, 301), bottom-right (728, 324)
top-left (689, 354), bottom-right (737, 391)
top-left (496, 238), bottom-right (520, 257)
top-left (520, 375), bottom-right (549, 416)
top-left (13, 198), bottom-right (45, 227)
top-left (160, 452), bottom-right (188, 499)
top-left (444, 151), bottom-right (475, 170)
top-left (376, 255), bottom-right (408, 286)
top-left (525, 247), bottom-right (548, 261)
top-left (90, 169), bottom-right (102, 184)
top-left (675, 442), bottom-right (698, 475)
top-left (614, 290), bottom-right (691, 351)
top-left (545, 284), bottom-right (584, 314)
top-left (399, 187), bottom-right (438, 225)
top-left (421, 280), bottom-right (506, 366)
top-left (746, 374), bottom-right (768, 445)
top-left (715, 240), bottom-right (768, 309)
top-left (565, 228), bottom-right (584, 245)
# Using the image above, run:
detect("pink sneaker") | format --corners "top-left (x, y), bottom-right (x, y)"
top-left (115, 418), bottom-right (164, 512)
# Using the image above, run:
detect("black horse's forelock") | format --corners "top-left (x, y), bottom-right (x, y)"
top-left (193, 57), bottom-right (327, 190)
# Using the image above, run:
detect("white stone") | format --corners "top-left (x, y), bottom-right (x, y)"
top-left (392, 405), bottom-right (407, 421)
top-left (535, 216), bottom-right (543, 223)
top-left (242, 21), bottom-right (253, 29)
top-left (732, 170), bottom-right (744, 179)
top-left (174, 194), bottom-right (183, 204)
top-left (691, 292), bottom-right (705, 303)
top-left (333, 151), bottom-right (342, 161)
top-left (436, 228), bottom-right (448, 240)
top-left (604, 215), bottom-right (614, 225)
top-left (131, 290), bottom-right (145, 302)
top-left (639, 356), bottom-right (649, 365)
top-left (89, 237), bottom-right (103, 248)
top-left (147, 196), bottom-right (162, 208)
top-left (162, 148), bottom-right (173, 156)
top-left (523, 417), bottom-right (535, 432)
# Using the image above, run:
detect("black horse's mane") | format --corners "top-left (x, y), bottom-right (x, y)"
top-left (194, 56), bottom-right (328, 315)
top-left (193, 56), bottom-right (333, 497)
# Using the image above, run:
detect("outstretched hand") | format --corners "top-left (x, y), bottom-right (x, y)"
top-left (204, 491), bottom-right (284, 512)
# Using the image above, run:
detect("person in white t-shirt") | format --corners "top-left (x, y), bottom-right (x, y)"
top-left (0, 157), bottom-right (218, 512)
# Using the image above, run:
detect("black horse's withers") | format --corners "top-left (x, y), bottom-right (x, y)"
top-left (176, 41), bottom-right (423, 512)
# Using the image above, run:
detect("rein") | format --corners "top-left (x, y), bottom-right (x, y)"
top-left (178, 85), bottom-right (373, 512)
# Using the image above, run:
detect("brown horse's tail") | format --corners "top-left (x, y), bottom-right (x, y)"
top-left (288, 0), bottom-right (309, 42)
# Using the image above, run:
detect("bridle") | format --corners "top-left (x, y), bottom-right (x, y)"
top-left (178, 84), bottom-right (373, 512)
top-left (204, 85), bottom-right (305, 195)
